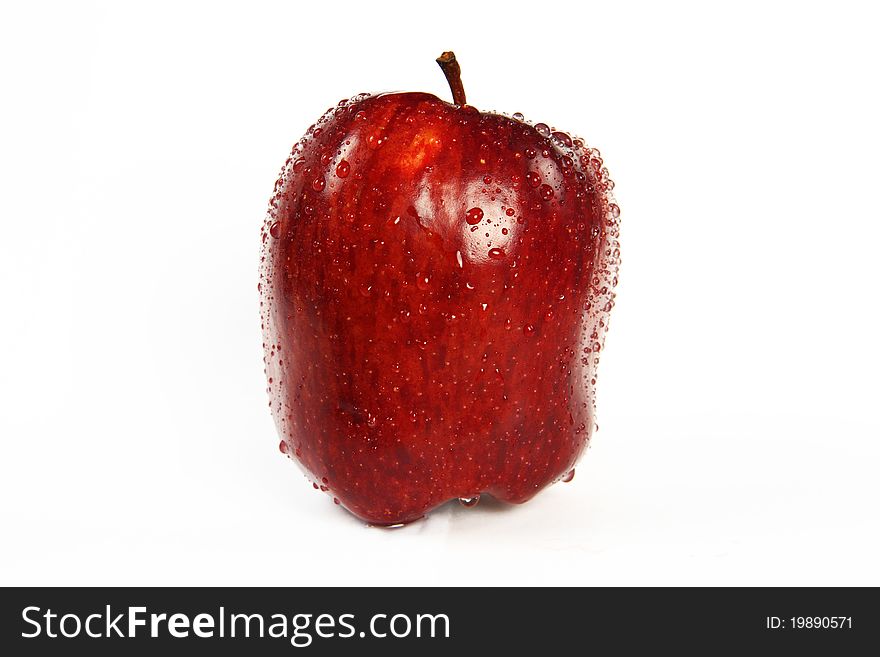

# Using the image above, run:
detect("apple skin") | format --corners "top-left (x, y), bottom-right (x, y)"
top-left (260, 91), bottom-right (620, 525)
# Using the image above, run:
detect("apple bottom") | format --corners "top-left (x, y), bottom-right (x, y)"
top-left (334, 483), bottom-right (586, 528)
top-left (277, 403), bottom-right (593, 526)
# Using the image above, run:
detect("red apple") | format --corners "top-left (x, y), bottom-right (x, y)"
top-left (260, 52), bottom-right (620, 526)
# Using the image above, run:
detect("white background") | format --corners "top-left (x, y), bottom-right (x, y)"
top-left (1, 0), bottom-right (878, 586)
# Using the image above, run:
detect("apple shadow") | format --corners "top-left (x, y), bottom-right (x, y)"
top-left (445, 493), bottom-right (516, 516)
top-left (440, 492), bottom-right (558, 532)
top-left (360, 493), bottom-right (526, 533)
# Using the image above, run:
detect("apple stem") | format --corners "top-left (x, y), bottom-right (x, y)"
top-left (436, 51), bottom-right (467, 106)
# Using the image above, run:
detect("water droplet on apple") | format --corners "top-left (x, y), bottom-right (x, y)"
top-left (562, 469), bottom-right (575, 483)
top-left (459, 495), bottom-right (481, 507)
top-left (552, 131), bottom-right (573, 147)
top-left (609, 203), bottom-right (621, 219)
top-left (456, 250), bottom-right (464, 268)
top-left (488, 247), bottom-right (505, 260)
top-left (279, 440), bottom-right (289, 454)
top-left (465, 207), bottom-right (484, 225)
top-left (335, 159), bottom-right (350, 178)
top-left (523, 324), bottom-right (536, 336)
top-left (539, 184), bottom-right (554, 200)
top-left (512, 112), bottom-right (524, 121)
top-left (269, 221), bottom-right (282, 239)
top-left (416, 273), bottom-right (430, 291)
top-left (535, 123), bottom-right (550, 137)
top-left (525, 171), bottom-right (541, 188)
top-left (311, 176), bottom-right (326, 192)
top-left (505, 208), bottom-right (515, 217)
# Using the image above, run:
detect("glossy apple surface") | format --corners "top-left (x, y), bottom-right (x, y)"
top-left (260, 69), bottom-right (620, 525)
